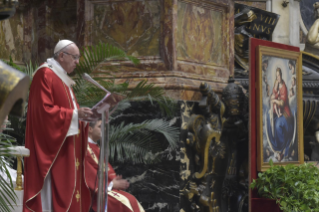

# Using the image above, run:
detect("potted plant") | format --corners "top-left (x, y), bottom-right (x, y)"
top-left (251, 160), bottom-right (319, 212)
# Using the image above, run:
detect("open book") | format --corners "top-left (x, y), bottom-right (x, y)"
top-left (81, 92), bottom-right (125, 122)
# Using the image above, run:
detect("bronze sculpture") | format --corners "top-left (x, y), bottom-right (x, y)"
top-left (180, 80), bottom-right (248, 212)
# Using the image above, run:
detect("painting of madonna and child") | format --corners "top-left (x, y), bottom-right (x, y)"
top-left (257, 47), bottom-right (303, 171)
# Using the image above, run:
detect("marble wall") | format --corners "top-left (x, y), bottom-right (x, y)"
top-left (0, 9), bottom-right (30, 63)
top-left (0, 0), bottom-right (235, 101)
top-left (0, 0), bottom-right (82, 63)
top-left (91, 1), bottom-right (161, 57)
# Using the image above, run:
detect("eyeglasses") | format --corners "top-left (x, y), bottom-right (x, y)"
top-left (63, 52), bottom-right (80, 60)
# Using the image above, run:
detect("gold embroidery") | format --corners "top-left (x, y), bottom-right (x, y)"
top-left (87, 145), bottom-right (106, 172)
top-left (77, 129), bottom-right (80, 137)
top-left (108, 191), bottom-right (133, 211)
top-left (76, 190), bottom-right (80, 202)
top-left (76, 158), bottom-right (80, 171)
top-left (87, 145), bottom-right (99, 164)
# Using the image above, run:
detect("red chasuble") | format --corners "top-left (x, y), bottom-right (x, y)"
top-left (23, 67), bottom-right (91, 212)
top-left (86, 142), bottom-right (145, 212)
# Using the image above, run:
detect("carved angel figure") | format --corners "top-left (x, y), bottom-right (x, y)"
top-left (306, 2), bottom-right (319, 48)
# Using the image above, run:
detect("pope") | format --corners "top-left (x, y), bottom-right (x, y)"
top-left (23, 40), bottom-right (93, 212)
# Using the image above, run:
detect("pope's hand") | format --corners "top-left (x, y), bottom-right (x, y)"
top-left (112, 175), bottom-right (130, 190)
top-left (78, 107), bottom-right (93, 119)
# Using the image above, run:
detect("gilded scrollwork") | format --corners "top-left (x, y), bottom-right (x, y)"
top-left (180, 79), bottom-right (249, 212)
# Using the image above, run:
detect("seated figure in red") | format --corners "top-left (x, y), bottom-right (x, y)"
top-left (85, 120), bottom-right (145, 212)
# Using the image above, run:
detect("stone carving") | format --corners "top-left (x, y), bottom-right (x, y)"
top-left (310, 131), bottom-right (319, 161)
top-left (180, 79), bottom-right (248, 212)
top-left (305, 2), bottom-right (319, 54)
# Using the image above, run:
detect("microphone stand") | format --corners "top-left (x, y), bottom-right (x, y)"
top-left (82, 73), bottom-right (122, 212)
top-left (97, 104), bottom-right (110, 212)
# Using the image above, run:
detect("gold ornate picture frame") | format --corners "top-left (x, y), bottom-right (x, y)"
top-left (256, 45), bottom-right (303, 171)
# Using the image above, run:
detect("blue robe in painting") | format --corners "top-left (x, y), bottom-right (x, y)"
top-left (266, 80), bottom-right (294, 158)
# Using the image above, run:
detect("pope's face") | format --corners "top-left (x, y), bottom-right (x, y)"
top-left (59, 44), bottom-right (80, 74)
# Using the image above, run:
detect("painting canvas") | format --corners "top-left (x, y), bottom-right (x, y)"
top-left (256, 45), bottom-right (303, 171)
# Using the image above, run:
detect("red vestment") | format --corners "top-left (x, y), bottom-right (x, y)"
top-left (23, 67), bottom-right (91, 212)
top-left (85, 142), bottom-right (144, 212)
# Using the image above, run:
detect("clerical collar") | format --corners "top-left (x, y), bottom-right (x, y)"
top-left (88, 137), bottom-right (97, 144)
top-left (46, 58), bottom-right (75, 87)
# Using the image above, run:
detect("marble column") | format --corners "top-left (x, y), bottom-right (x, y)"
top-left (289, 0), bottom-right (301, 47)
top-left (266, 0), bottom-right (271, 12)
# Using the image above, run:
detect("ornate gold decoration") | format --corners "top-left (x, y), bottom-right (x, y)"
top-left (180, 83), bottom-right (226, 211)
top-left (76, 158), bottom-right (80, 171)
top-left (15, 156), bottom-right (23, 191)
top-left (0, 1), bottom-right (18, 20)
top-left (87, 144), bottom-right (107, 172)
top-left (0, 60), bottom-right (30, 127)
top-left (76, 190), bottom-right (80, 202)
top-left (180, 80), bottom-right (249, 212)
top-left (180, 147), bottom-right (191, 181)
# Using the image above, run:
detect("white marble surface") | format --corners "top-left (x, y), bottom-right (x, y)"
top-left (289, 0), bottom-right (301, 47)
top-left (272, 0), bottom-right (290, 44)
top-left (8, 146), bottom-right (30, 157)
top-left (266, 0), bottom-right (271, 12)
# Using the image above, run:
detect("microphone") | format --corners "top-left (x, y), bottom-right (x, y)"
top-left (82, 73), bottom-right (110, 94)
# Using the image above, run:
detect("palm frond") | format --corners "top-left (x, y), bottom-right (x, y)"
top-left (109, 119), bottom-right (179, 163)
top-left (135, 119), bottom-right (179, 148)
top-left (75, 78), bottom-right (176, 117)
top-left (0, 122), bottom-right (17, 212)
top-left (125, 80), bottom-right (164, 99)
top-left (23, 61), bottom-right (38, 81)
top-left (71, 42), bottom-right (176, 117)
top-left (74, 42), bottom-right (140, 93)
top-left (4, 58), bottom-right (38, 81)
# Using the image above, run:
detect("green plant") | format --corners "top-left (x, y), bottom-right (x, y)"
top-left (251, 160), bottom-right (319, 212)
top-left (74, 42), bottom-right (174, 117)
top-left (5, 56), bottom-right (38, 81)
top-left (0, 120), bottom-right (17, 212)
top-left (109, 118), bottom-right (179, 164)
top-left (74, 42), bottom-right (179, 163)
